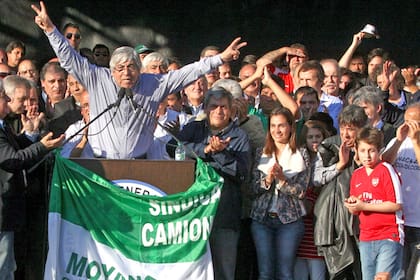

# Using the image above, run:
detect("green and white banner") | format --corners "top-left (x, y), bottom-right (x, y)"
top-left (44, 154), bottom-right (223, 280)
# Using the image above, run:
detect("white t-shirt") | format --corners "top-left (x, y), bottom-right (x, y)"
top-left (385, 137), bottom-right (420, 227)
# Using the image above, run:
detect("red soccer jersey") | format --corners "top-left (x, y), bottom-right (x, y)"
top-left (350, 161), bottom-right (404, 244)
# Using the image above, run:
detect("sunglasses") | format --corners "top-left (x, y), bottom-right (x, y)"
top-left (65, 33), bottom-right (81, 40)
top-left (0, 72), bottom-right (11, 78)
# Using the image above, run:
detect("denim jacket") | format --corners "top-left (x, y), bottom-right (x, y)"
top-left (250, 146), bottom-right (310, 224)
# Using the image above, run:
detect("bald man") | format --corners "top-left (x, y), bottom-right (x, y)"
top-left (382, 102), bottom-right (420, 274)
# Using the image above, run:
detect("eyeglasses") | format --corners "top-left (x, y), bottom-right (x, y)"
top-left (65, 33), bottom-right (81, 40)
top-left (0, 72), bottom-right (11, 78)
top-left (114, 64), bottom-right (138, 73)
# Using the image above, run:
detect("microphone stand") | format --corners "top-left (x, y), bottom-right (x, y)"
top-left (63, 88), bottom-right (125, 145)
top-left (28, 88), bottom-right (126, 173)
top-left (125, 89), bottom-right (199, 160)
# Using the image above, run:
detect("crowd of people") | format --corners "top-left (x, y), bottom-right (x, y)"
top-left (0, 1), bottom-right (419, 279)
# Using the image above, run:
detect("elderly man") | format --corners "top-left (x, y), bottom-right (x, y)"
top-left (32, 1), bottom-right (245, 159)
top-left (141, 52), bottom-right (168, 74)
top-left (3, 75), bottom-right (30, 133)
top-left (0, 79), bottom-right (63, 278)
top-left (297, 60), bottom-right (343, 130)
top-left (382, 103), bottom-right (420, 276)
top-left (352, 86), bottom-right (396, 145)
top-left (17, 59), bottom-right (40, 84)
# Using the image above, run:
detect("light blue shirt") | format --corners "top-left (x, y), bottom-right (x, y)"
top-left (318, 92), bottom-right (343, 130)
top-left (47, 27), bottom-right (223, 159)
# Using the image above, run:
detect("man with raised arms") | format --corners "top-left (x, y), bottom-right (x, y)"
top-left (32, 1), bottom-right (246, 159)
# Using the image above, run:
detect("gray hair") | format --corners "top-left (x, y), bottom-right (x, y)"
top-left (109, 46), bottom-right (141, 71)
top-left (27, 79), bottom-right (38, 89)
top-left (3, 75), bottom-right (30, 98)
top-left (352, 86), bottom-right (384, 114)
top-left (204, 86), bottom-right (233, 109)
top-left (141, 52), bottom-right (168, 70)
top-left (40, 62), bottom-right (67, 81)
top-left (339, 104), bottom-right (368, 128)
top-left (212, 79), bottom-right (243, 99)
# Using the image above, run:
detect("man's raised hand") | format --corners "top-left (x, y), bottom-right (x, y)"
top-left (31, 1), bottom-right (55, 33)
top-left (220, 37), bottom-right (247, 62)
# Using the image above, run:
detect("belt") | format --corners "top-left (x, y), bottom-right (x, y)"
top-left (267, 212), bottom-right (278, 218)
top-left (133, 154), bottom-right (147, 159)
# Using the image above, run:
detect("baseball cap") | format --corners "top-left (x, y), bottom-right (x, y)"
top-left (134, 44), bottom-right (154, 54)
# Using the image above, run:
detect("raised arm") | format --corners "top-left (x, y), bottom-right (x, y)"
top-left (408, 120), bottom-right (420, 165)
top-left (220, 37), bottom-right (247, 63)
top-left (338, 32), bottom-right (364, 69)
top-left (259, 62), bottom-right (298, 117)
top-left (260, 46), bottom-right (305, 64)
top-left (31, 1), bottom-right (55, 33)
top-left (381, 122), bottom-right (409, 164)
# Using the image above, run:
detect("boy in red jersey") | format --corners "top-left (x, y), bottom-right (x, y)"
top-left (344, 127), bottom-right (403, 280)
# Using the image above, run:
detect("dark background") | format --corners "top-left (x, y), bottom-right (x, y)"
top-left (1, 0), bottom-right (419, 71)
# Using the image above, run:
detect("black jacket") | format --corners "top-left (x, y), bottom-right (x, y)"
top-left (168, 120), bottom-right (251, 230)
top-left (0, 127), bottom-right (49, 231)
top-left (313, 135), bottom-right (361, 279)
top-left (48, 96), bottom-right (82, 137)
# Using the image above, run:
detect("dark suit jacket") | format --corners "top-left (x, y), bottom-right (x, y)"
top-left (0, 127), bottom-right (49, 231)
top-left (47, 96), bottom-right (82, 137)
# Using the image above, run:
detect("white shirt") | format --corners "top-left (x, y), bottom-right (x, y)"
top-left (61, 120), bottom-right (94, 158)
top-left (385, 137), bottom-right (420, 227)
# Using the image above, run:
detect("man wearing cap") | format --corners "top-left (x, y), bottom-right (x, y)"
top-left (134, 44), bottom-right (154, 63)
top-left (32, 1), bottom-right (246, 159)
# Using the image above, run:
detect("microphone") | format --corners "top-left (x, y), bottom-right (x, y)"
top-left (63, 87), bottom-right (126, 145)
top-left (125, 88), bottom-right (137, 111)
top-left (107, 87), bottom-right (126, 109)
top-left (29, 87), bottom-right (127, 172)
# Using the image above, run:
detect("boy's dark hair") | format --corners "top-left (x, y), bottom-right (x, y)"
top-left (356, 127), bottom-right (384, 150)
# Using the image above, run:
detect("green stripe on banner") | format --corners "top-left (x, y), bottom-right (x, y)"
top-left (49, 152), bottom-right (223, 264)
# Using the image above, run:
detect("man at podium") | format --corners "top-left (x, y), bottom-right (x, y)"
top-left (32, 1), bottom-right (246, 159)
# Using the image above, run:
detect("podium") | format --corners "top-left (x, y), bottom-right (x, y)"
top-left (70, 158), bottom-right (196, 195)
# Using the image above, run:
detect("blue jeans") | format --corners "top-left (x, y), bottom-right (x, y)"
top-left (251, 217), bottom-right (304, 280)
top-left (0, 231), bottom-right (16, 280)
top-left (294, 257), bottom-right (326, 280)
top-left (359, 239), bottom-right (403, 280)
